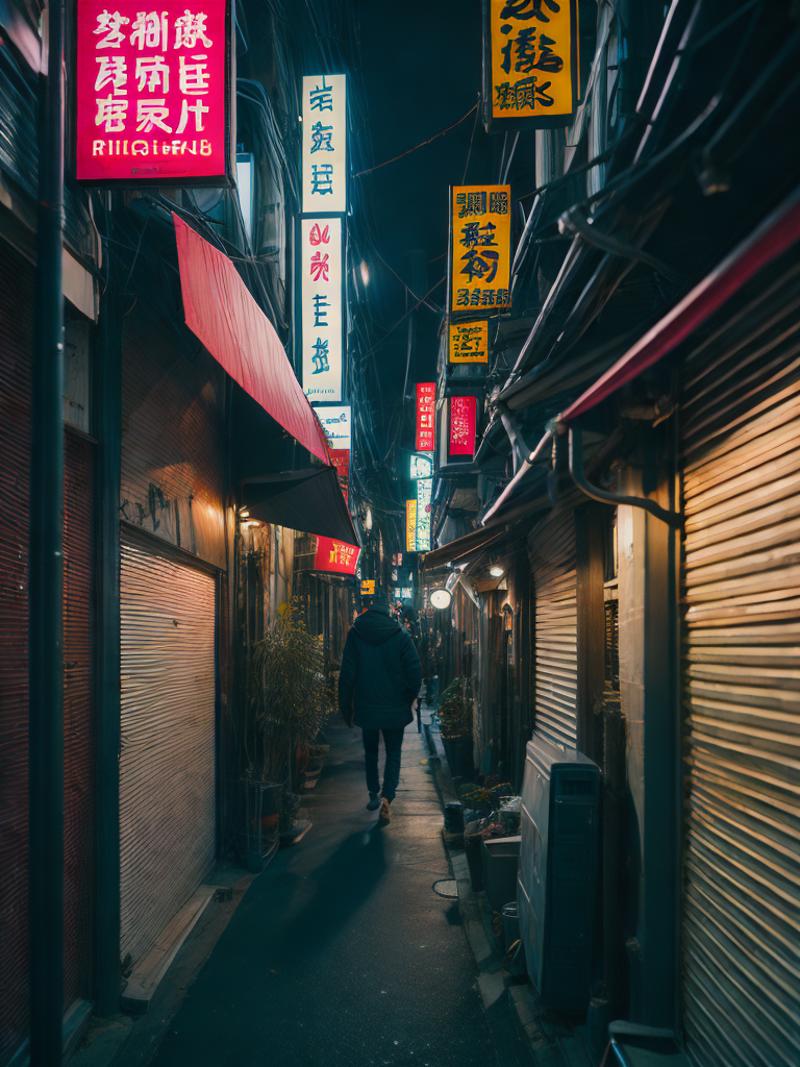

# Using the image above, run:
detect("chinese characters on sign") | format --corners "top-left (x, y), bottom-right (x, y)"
top-left (449, 320), bottom-right (489, 363)
top-left (302, 74), bottom-right (347, 215)
top-left (449, 396), bottom-right (477, 458)
top-left (313, 536), bottom-right (359, 576)
top-left (486, 0), bottom-right (577, 126)
top-left (301, 218), bottom-right (343, 401)
top-left (360, 579), bottom-right (376, 596)
top-left (329, 448), bottom-right (350, 504)
top-left (415, 477), bottom-right (433, 552)
top-left (76, 0), bottom-right (230, 182)
top-left (409, 453), bottom-right (434, 480)
top-left (415, 383), bottom-right (436, 453)
top-left (405, 499), bottom-right (418, 553)
top-left (450, 186), bottom-right (511, 311)
top-left (314, 404), bottom-right (351, 450)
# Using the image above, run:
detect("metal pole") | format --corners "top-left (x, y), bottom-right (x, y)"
top-left (94, 195), bottom-right (121, 1015)
top-left (29, 0), bottom-right (65, 1059)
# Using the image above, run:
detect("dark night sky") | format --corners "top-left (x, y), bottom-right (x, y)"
top-left (350, 1), bottom-right (491, 441)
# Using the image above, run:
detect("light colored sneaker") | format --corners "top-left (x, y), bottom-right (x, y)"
top-left (379, 797), bottom-right (391, 824)
top-left (366, 793), bottom-right (380, 811)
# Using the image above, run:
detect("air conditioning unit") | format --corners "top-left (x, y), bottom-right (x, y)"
top-left (517, 733), bottom-right (600, 1012)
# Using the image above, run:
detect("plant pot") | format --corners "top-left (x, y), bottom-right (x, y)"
top-left (294, 743), bottom-right (310, 775)
top-left (443, 736), bottom-right (474, 779)
top-left (239, 780), bottom-right (282, 872)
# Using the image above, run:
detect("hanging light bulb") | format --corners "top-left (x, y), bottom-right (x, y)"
top-left (489, 563), bottom-right (505, 579)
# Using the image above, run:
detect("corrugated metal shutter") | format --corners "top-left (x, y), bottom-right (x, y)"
top-left (530, 509), bottom-right (578, 748)
top-left (63, 431), bottom-right (95, 1008)
top-left (680, 264), bottom-right (800, 1067)
top-left (0, 248), bottom-right (32, 1061)
top-left (120, 537), bottom-right (217, 966)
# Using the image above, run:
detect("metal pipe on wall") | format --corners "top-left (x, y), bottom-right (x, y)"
top-left (94, 193), bottom-right (122, 1016)
top-left (29, 0), bottom-right (66, 1058)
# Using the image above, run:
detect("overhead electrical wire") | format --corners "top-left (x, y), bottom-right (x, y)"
top-left (354, 100), bottom-right (479, 178)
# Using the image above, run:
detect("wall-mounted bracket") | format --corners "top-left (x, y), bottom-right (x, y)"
top-left (567, 426), bottom-right (680, 527)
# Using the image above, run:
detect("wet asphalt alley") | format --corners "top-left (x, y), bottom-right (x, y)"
top-left (148, 721), bottom-right (532, 1066)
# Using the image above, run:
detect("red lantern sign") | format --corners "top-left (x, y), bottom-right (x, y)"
top-left (313, 536), bottom-right (359, 576)
top-left (449, 396), bottom-right (477, 457)
top-left (415, 382), bottom-right (436, 453)
top-left (75, 0), bottom-right (232, 183)
top-left (329, 448), bottom-right (350, 504)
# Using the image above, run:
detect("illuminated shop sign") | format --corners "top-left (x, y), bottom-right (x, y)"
top-left (409, 453), bottom-right (434, 480)
top-left (449, 320), bottom-right (489, 363)
top-left (314, 404), bottom-right (351, 450)
top-left (449, 396), bottom-right (477, 458)
top-left (484, 0), bottom-right (578, 129)
top-left (75, 0), bottom-right (231, 183)
top-left (313, 536), bottom-right (359, 576)
top-left (329, 448), bottom-right (350, 503)
top-left (449, 185), bottom-right (511, 312)
top-left (302, 73), bottom-right (347, 215)
top-left (415, 383), bottom-right (436, 452)
top-left (301, 217), bottom-right (344, 401)
top-left (415, 477), bottom-right (433, 552)
top-left (405, 499), bottom-right (417, 552)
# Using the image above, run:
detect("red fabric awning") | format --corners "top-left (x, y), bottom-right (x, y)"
top-left (559, 188), bottom-right (800, 424)
top-left (173, 213), bottom-right (330, 463)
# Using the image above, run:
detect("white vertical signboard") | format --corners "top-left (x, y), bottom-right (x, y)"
top-left (314, 404), bottom-right (352, 450)
top-left (302, 74), bottom-right (347, 215)
top-left (301, 217), bottom-right (343, 402)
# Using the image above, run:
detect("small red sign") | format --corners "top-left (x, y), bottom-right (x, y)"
top-left (313, 536), bottom-right (359, 576)
top-left (75, 0), bottom-right (230, 183)
top-left (329, 448), bottom-right (350, 504)
top-left (449, 396), bottom-right (477, 457)
top-left (415, 382), bottom-right (436, 453)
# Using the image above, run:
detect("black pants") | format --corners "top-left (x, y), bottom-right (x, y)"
top-left (362, 727), bottom-right (405, 801)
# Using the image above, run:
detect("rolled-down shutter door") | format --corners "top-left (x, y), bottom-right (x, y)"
top-left (680, 265), bottom-right (800, 1067)
top-left (120, 538), bottom-right (217, 965)
top-left (63, 431), bottom-right (95, 1008)
top-left (530, 509), bottom-right (577, 748)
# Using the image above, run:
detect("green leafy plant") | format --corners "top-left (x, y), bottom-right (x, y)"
top-left (245, 599), bottom-right (333, 783)
top-left (438, 676), bottom-right (473, 741)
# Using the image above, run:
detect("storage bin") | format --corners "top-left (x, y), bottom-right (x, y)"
top-left (482, 834), bottom-right (521, 911)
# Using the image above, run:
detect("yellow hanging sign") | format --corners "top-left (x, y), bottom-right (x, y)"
top-left (486, 0), bottom-right (578, 127)
top-left (449, 320), bottom-right (489, 363)
top-left (405, 499), bottom-right (418, 553)
top-left (450, 185), bottom-right (512, 312)
top-left (360, 579), bottom-right (376, 596)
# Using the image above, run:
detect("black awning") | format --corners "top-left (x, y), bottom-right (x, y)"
top-left (242, 467), bottom-right (359, 545)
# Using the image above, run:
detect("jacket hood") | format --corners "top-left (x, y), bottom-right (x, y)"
top-left (353, 607), bottom-right (403, 646)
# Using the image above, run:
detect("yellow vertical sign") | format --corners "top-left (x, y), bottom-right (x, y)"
top-left (488, 0), bottom-right (577, 125)
top-left (405, 499), bottom-right (418, 552)
top-left (449, 320), bottom-right (489, 363)
top-left (450, 185), bottom-right (511, 312)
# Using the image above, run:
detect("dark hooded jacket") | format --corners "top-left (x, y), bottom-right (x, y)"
top-left (338, 606), bottom-right (422, 730)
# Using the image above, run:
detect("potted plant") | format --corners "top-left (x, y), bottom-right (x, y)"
top-left (438, 677), bottom-right (475, 779)
top-left (241, 600), bottom-right (332, 863)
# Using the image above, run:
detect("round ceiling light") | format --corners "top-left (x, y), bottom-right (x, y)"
top-left (489, 564), bottom-right (505, 578)
top-left (430, 588), bottom-right (452, 610)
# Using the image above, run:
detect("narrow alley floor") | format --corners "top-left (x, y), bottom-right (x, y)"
top-left (146, 721), bottom-right (533, 1067)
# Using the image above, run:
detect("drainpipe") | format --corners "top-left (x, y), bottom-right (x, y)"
top-left (94, 195), bottom-right (122, 1016)
top-left (29, 0), bottom-right (66, 1059)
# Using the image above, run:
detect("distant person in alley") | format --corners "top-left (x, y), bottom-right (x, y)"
top-left (339, 590), bottom-right (422, 824)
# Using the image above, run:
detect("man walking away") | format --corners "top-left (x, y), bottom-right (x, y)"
top-left (339, 592), bottom-right (422, 824)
